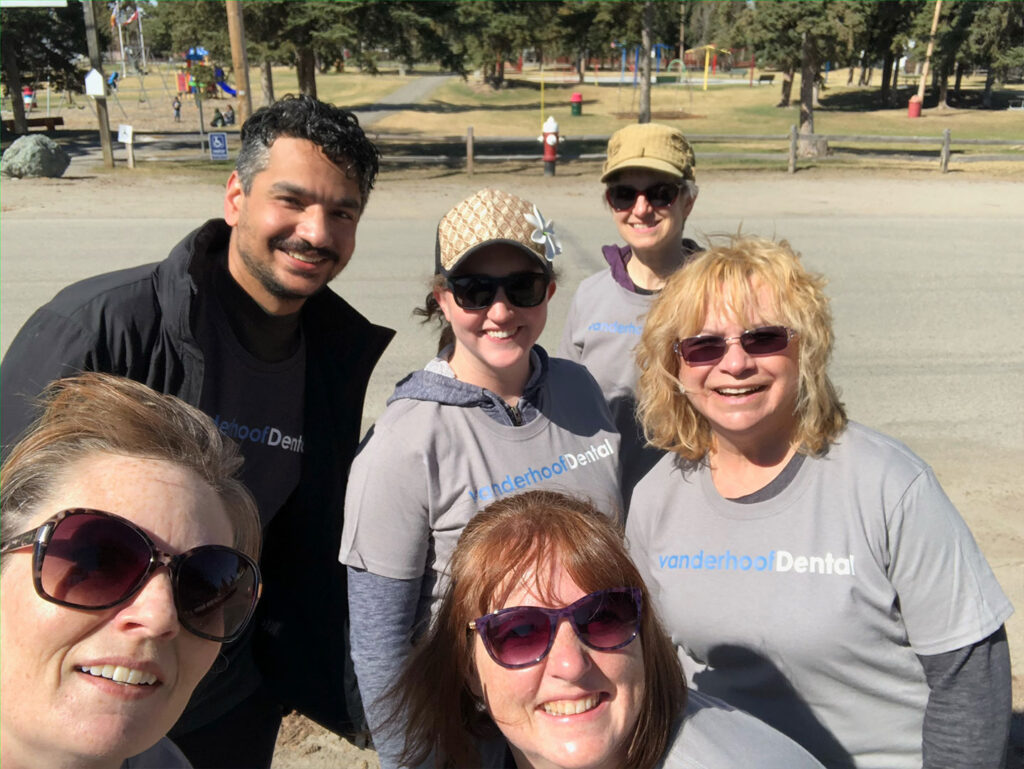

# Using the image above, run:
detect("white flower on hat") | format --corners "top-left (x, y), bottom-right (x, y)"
top-left (524, 205), bottom-right (561, 262)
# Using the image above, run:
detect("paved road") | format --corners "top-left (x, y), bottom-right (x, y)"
top-left (351, 74), bottom-right (452, 127)
top-left (3, 172), bottom-right (1021, 457)
top-left (2, 172), bottom-right (1022, 732)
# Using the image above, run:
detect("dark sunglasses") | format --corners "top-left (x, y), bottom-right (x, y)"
top-left (673, 325), bottom-right (797, 366)
top-left (469, 587), bottom-right (642, 669)
top-left (0, 508), bottom-right (261, 643)
top-left (605, 182), bottom-right (683, 211)
top-left (447, 272), bottom-right (550, 310)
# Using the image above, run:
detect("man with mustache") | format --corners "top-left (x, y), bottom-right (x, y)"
top-left (0, 94), bottom-right (394, 769)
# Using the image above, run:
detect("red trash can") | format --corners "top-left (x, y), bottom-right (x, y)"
top-left (570, 92), bottom-right (583, 117)
top-left (907, 95), bottom-right (922, 118)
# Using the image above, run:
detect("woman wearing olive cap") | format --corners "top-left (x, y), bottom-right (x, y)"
top-left (558, 123), bottom-right (701, 502)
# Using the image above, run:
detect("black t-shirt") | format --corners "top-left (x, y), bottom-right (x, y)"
top-left (197, 260), bottom-right (305, 528)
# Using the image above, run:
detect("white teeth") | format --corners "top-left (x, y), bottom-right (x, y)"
top-left (541, 695), bottom-right (600, 716)
top-left (716, 387), bottom-right (760, 395)
top-left (486, 329), bottom-right (514, 339)
top-left (80, 664), bottom-right (157, 686)
top-left (287, 251), bottom-right (323, 264)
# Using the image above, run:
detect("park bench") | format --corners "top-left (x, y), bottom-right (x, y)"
top-left (2, 116), bottom-right (65, 132)
top-left (758, 74), bottom-right (775, 85)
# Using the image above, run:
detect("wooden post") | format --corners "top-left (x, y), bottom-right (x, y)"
top-left (917, 1), bottom-right (943, 105)
top-left (225, 0), bottom-right (253, 122)
top-left (788, 124), bottom-right (797, 174)
top-left (466, 126), bottom-right (474, 177)
top-left (940, 128), bottom-right (951, 173)
top-left (83, 0), bottom-right (114, 168)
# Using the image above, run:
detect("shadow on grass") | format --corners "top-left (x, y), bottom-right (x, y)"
top-left (357, 100), bottom-right (541, 114)
top-left (820, 85), bottom-right (1024, 112)
top-left (356, 79), bottom-right (590, 114)
top-left (1, 128), bottom-right (206, 158)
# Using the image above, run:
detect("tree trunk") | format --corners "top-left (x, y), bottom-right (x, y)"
top-left (953, 60), bottom-right (965, 99)
top-left (880, 49), bottom-right (893, 105)
top-left (1, 36), bottom-right (28, 133)
top-left (857, 50), bottom-right (869, 85)
top-left (679, 2), bottom-right (685, 62)
top-left (577, 52), bottom-right (585, 85)
top-left (937, 61), bottom-right (949, 109)
top-left (638, 0), bottom-right (653, 123)
top-left (982, 63), bottom-right (994, 109)
top-left (296, 47), bottom-right (317, 99)
top-left (260, 57), bottom-right (275, 106)
top-left (889, 48), bottom-right (901, 106)
top-left (777, 64), bottom-right (794, 107)
top-left (490, 58), bottom-right (506, 90)
top-left (847, 62), bottom-right (855, 86)
top-left (798, 31), bottom-right (825, 158)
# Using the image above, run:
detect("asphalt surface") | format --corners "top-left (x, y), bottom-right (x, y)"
top-left (1, 162), bottom-right (1022, 764)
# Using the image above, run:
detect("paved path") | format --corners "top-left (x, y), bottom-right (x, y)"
top-left (351, 74), bottom-right (452, 127)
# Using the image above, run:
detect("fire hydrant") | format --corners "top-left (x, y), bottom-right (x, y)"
top-left (540, 116), bottom-right (559, 176)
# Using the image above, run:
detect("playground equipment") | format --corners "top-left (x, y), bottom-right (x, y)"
top-left (685, 45), bottom-right (733, 91)
top-left (611, 40), bottom-right (680, 114)
top-left (215, 67), bottom-right (237, 97)
top-left (180, 48), bottom-right (235, 99)
top-left (110, 2), bottom-right (147, 78)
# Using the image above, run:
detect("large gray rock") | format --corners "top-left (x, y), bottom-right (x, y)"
top-left (1, 134), bottom-right (71, 178)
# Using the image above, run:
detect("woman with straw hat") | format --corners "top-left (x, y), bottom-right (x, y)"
top-left (340, 188), bottom-right (622, 769)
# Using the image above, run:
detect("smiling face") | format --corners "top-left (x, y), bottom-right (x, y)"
top-left (0, 453), bottom-right (233, 768)
top-left (677, 285), bottom-right (800, 453)
top-left (224, 136), bottom-right (364, 315)
top-left (608, 169), bottom-right (694, 261)
top-left (435, 244), bottom-right (555, 398)
top-left (471, 565), bottom-right (644, 769)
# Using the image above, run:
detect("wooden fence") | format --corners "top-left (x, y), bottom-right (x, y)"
top-left (376, 126), bottom-right (1024, 174)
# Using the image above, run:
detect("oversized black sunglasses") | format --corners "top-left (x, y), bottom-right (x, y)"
top-left (0, 508), bottom-right (262, 643)
top-left (469, 587), bottom-right (642, 669)
top-left (673, 325), bottom-right (797, 366)
top-left (447, 272), bottom-right (550, 310)
top-left (605, 182), bottom-right (683, 211)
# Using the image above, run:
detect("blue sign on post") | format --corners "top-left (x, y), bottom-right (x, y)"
top-left (209, 132), bottom-right (229, 160)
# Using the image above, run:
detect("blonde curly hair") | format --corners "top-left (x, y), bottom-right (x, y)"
top-left (636, 235), bottom-right (846, 460)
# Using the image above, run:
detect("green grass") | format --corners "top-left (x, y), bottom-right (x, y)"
top-left (360, 70), bottom-right (1023, 174)
top-left (420, 73), bottom-right (1024, 139)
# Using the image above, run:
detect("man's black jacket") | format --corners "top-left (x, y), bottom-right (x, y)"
top-left (0, 219), bottom-right (395, 736)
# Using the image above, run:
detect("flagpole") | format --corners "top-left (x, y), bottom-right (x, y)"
top-left (137, 7), bottom-right (146, 71)
top-left (114, 2), bottom-right (127, 78)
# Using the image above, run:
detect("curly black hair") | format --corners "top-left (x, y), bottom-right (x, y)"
top-left (235, 94), bottom-right (380, 207)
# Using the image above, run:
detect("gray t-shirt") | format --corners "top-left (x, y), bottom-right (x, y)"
top-left (475, 689), bottom-right (824, 768)
top-left (658, 690), bottom-right (825, 768)
top-left (340, 356), bottom-right (621, 619)
top-left (559, 266), bottom-right (653, 406)
top-left (558, 265), bottom-right (664, 500)
top-left (626, 422), bottom-right (1013, 769)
